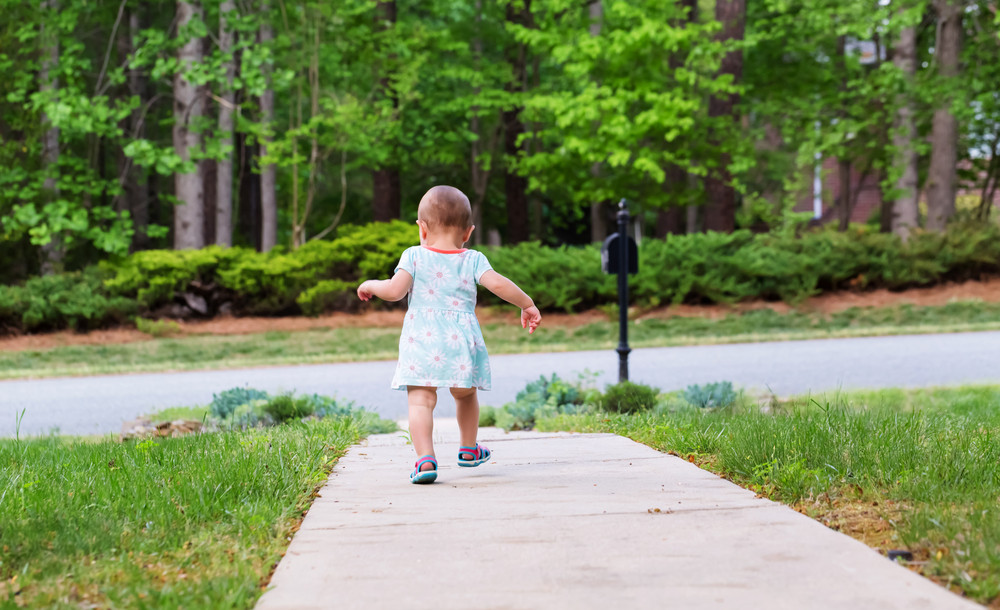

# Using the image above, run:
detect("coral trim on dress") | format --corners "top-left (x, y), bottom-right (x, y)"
top-left (422, 245), bottom-right (468, 254)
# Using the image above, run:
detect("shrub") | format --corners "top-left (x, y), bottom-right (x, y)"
top-left (263, 393), bottom-right (317, 422)
top-left (0, 268), bottom-right (136, 333)
top-left (493, 373), bottom-right (596, 430)
top-left (682, 381), bottom-right (737, 409)
top-left (600, 381), bottom-right (660, 414)
top-left (210, 387), bottom-right (271, 420)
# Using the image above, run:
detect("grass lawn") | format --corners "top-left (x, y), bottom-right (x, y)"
top-left (3, 300), bottom-right (1000, 379)
top-left (537, 385), bottom-right (1000, 605)
top-left (0, 415), bottom-right (393, 609)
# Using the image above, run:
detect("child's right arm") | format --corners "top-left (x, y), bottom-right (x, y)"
top-left (357, 271), bottom-right (412, 303)
top-left (479, 270), bottom-right (542, 334)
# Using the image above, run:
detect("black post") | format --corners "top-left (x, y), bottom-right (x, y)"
top-left (616, 199), bottom-right (631, 382)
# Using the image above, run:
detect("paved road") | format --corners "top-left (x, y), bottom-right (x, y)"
top-left (2, 331), bottom-right (999, 437)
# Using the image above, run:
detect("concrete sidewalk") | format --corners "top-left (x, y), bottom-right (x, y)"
top-left (256, 422), bottom-right (981, 610)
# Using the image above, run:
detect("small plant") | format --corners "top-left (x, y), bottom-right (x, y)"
top-left (600, 381), bottom-right (660, 414)
top-left (135, 317), bottom-right (182, 337)
top-left (493, 373), bottom-right (595, 431)
top-left (263, 393), bottom-right (316, 422)
top-left (210, 387), bottom-right (271, 419)
top-left (683, 381), bottom-right (737, 409)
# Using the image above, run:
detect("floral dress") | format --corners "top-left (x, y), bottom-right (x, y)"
top-left (390, 245), bottom-right (493, 390)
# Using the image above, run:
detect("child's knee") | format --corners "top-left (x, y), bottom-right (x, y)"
top-left (407, 386), bottom-right (438, 408)
top-left (449, 387), bottom-right (477, 400)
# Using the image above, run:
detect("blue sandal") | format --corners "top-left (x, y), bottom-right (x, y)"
top-left (457, 443), bottom-right (491, 467)
top-left (410, 455), bottom-right (438, 484)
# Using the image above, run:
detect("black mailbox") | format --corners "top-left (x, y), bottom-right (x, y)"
top-left (601, 233), bottom-right (638, 275)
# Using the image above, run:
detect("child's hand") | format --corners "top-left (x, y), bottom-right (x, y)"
top-left (357, 281), bottom-right (374, 302)
top-left (521, 305), bottom-right (542, 334)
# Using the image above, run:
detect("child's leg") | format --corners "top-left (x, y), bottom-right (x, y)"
top-left (407, 386), bottom-right (438, 472)
top-left (450, 387), bottom-right (480, 448)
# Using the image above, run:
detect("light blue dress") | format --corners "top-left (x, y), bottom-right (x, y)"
top-left (390, 246), bottom-right (493, 391)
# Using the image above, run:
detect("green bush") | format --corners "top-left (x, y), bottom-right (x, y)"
top-left (210, 387), bottom-right (271, 420)
top-left (0, 268), bottom-right (136, 333)
top-left (493, 373), bottom-right (596, 430)
top-left (263, 393), bottom-right (317, 422)
top-left (682, 381), bottom-right (737, 409)
top-left (4, 220), bottom-right (1000, 336)
top-left (600, 381), bottom-right (660, 414)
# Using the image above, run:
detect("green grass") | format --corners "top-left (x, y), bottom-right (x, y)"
top-left (536, 385), bottom-right (1000, 604)
top-left (3, 301), bottom-right (1000, 380)
top-left (0, 415), bottom-right (384, 609)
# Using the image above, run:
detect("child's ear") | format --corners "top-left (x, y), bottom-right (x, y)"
top-left (416, 219), bottom-right (429, 242)
top-left (463, 225), bottom-right (475, 245)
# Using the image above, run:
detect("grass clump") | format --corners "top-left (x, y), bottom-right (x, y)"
top-left (0, 416), bottom-right (377, 608)
top-left (600, 381), bottom-right (659, 414)
top-left (682, 381), bottom-right (737, 409)
top-left (536, 384), bottom-right (1000, 605)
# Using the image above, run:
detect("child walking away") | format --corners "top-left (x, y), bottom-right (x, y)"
top-left (357, 185), bottom-right (542, 484)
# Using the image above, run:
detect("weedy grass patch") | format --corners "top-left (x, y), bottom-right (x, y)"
top-left (0, 415), bottom-right (389, 608)
top-left (536, 385), bottom-right (1000, 604)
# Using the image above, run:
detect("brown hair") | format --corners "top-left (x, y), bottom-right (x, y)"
top-left (417, 185), bottom-right (472, 229)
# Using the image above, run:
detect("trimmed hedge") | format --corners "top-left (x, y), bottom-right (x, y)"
top-left (1, 220), bottom-right (999, 335)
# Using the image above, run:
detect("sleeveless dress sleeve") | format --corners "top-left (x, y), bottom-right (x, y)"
top-left (471, 250), bottom-right (493, 284)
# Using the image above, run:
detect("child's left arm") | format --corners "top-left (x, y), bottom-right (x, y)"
top-left (357, 271), bottom-right (413, 302)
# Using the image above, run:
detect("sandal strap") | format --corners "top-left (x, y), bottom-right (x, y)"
top-left (458, 444), bottom-right (484, 460)
top-left (414, 455), bottom-right (437, 471)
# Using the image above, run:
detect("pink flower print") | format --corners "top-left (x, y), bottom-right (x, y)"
top-left (471, 374), bottom-right (489, 389)
top-left (426, 349), bottom-right (446, 369)
top-left (423, 328), bottom-right (435, 342)
top-left (428, 265), bottom-right (451, 287)
top-left (446, 331), bottom-right (464, 350)
top-left (402, 332), bottom-right (421, 350)
top-left (422, 286), bottom-right (439, 303)
top-left (408, 312), bottom-right (416, 322)
top-left (400, 359), bottom-right (423, 378)
top-left (450, 297), bottom-right (461, 308)
top-left (452, 357), bottom-right (473, 379)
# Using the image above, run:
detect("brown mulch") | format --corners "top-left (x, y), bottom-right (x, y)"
top-left (3, 276), bottom-right (1000, 353)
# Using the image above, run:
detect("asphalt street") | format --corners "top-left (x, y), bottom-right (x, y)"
top-left (2, 331), bottom-right (999, 437)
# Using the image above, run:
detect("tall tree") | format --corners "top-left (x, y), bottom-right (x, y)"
top-left (587, 0), bottom-right (606, 243)
top-left (704, 0), bottom-right (746, 233)
top-left (504, 0), bottom-right (531, 244)
top-left (372, 0), bottom-right (401, 222)
top-left (259, 0), bottom-right (277, 252)
top-left (173, 0), bottom-right (205, 249)
top-left (891, 20), bottom-right (920, 238)
top-left (926, 0), bottom-right (963, 231)
top-left (39, 0), bottom-right (61, 273)
top-left (215, 0), bottom-right (236, 247)
top-left (657, 0), bottom-right (699, 238)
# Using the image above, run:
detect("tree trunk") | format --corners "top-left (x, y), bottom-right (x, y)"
top-left (504, 0), bottom-right (530, 244)
top-left (39, 0), bottom-right (62, 274)
top-left (703, 0), bottom-right (745, 233)
top-left (587, 1), bottom-right (606, 243)
top-left (215, 0), bottom-right (236, 247)
top-left (372, 0), bottom-right (401, 222)
top-left (891, 24), bottom-right (920, 239)
top-left (657, 0), bottom-right (699, 238)
top-left (259, 1), bottom-right (277, 251)
top-left (238, 133), bottom-right (261, 250)
top-left (173, 0), bottom-right (205, 250)
top-left (118, 6), bottom-right (149, 251)
top-left (926, 0), bottom-right (962, 232)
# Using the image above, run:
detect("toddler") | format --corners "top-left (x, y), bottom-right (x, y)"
top-left (357, 185), bottom-right (542, 484)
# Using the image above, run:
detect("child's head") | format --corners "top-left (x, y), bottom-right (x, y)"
top-left (416, 186), bottom-right (474, 244)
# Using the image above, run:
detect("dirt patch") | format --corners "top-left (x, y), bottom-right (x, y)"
top-left (3, 276), bottom-right (1000, 353)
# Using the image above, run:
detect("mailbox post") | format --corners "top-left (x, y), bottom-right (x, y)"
top-left (600, 199), bottom-right (637, 382)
